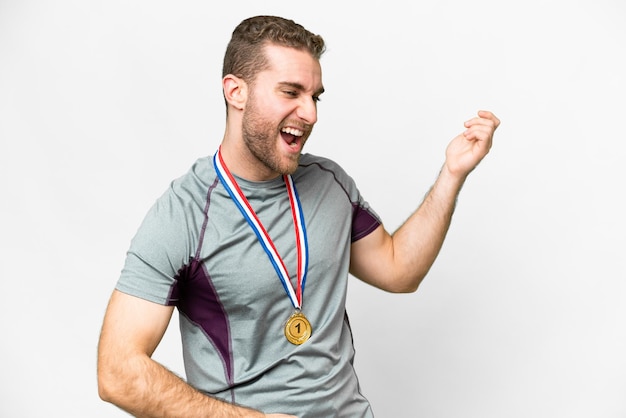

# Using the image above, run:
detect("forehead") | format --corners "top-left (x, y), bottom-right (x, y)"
top-left (259, 44), bottom-right (323, 91)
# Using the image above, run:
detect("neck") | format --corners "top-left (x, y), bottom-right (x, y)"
top-left (219, 135), bottom-right (281, 182)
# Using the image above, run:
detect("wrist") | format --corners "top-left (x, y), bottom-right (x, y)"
top-left (438, 163), bottom-right (467, 192)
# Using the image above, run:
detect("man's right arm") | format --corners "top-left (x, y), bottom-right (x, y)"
top-left (97, 290), bottom-right (295, 418)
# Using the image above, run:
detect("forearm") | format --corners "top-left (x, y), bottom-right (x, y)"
top-left (98, 354), bottom-right (263, 418)
top-left (390, 164), bottom-right (466, 290)
top-left (351, 111), bottom-right (498, 293)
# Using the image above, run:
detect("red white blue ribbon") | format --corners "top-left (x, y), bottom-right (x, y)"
top-left (213, 147), bottom-right (309, 310)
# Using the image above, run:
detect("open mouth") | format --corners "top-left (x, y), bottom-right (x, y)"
top-left (281, 127), bottom-right (305, 147)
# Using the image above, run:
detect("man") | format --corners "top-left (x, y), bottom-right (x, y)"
top-left (97, 15), bottom-right (499, 417)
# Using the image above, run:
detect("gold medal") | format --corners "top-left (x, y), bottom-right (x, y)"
top-left (284, 311), bottom-right (312, 345)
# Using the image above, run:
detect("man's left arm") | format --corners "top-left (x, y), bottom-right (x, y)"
top-left (349, 110), bottom-right (500, 293)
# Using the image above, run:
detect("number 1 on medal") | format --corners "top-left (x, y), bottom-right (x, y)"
top-left (285, 311), bottom-right (312, 345)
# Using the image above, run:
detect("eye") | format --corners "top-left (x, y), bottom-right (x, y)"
top-left (284, 90), bottom-right (298, 97)
top-left (312, 95), bottom-right (322, 103)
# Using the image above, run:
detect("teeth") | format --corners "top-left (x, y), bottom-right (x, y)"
top-left (281, 127), bottom-right (304, 137)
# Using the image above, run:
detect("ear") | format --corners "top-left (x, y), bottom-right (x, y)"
top-left (223, 74), bottom-right (247, 111)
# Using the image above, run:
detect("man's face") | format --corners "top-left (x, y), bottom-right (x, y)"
top-left (241, 44), bottom-right (324, 179)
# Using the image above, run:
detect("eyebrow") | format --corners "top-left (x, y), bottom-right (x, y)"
top-left (278, 81), bottom-right (325, 96)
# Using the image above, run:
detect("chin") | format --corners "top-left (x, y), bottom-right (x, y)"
top-left (283, 156), bottom-right (302, 175)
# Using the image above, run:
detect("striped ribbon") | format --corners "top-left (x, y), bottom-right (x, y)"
top-left (213, 147), bottom-right (309, 309)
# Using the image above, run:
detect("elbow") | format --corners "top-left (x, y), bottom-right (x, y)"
top-left (98, 385), bottom-right (113, 404)
top-left (394, 270), bottom-right (428, 293)
top-left (386, 275), bottom-right (424, 294)
top-left (97, 358), bottom-right (132, 406)
top-left (98, 368), bottom-right (138, 411)
top-left (403, 284), bottom-right (421, 294)
top-left (396, 282), bottom-right (421, 294)
top-left (97, 367), bottom-right (118, 404)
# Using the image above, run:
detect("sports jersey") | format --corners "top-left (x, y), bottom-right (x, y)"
top-left (116, 152), bottom-right (381, 417)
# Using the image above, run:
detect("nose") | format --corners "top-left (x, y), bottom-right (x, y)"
top-left (296, 97), bottom-right (318, 125)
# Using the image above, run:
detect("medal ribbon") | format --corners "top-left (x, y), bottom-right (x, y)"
top-left (213, 147), bottom-right (309, 309)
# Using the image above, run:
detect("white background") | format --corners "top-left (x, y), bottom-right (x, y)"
top-left (1, 0), bottom-right (625, 417)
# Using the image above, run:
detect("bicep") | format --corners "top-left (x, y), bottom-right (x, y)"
top-left (349, 225), bottom-right (398, 292)
top-left (99, 289), bottom-right (174, 358)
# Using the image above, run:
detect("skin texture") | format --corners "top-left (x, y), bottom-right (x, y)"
top-left (97, 40), bottom-right (499, 417)
top-left (350, 110), bottom-right (499, 293)
top-left (220, 45), bottom-right (323, 181)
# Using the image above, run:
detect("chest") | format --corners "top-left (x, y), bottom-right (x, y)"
top-left (196, 180), bottom-right (353, 316)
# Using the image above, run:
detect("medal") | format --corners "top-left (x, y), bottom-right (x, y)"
top-left (214, 148), bottom-right (312, 345)
top-left (284, 311), bottom-right (312, 345)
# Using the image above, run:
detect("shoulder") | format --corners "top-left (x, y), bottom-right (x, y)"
top-left (149, 156), bottom-right (217, 214)
top-left (296, 153), bottom-right (354, 185)
top-left (294, 153), bottom-right (368, 208)
top-left (131, 156), bottom-right (217, 254)
top-left (298, 153), bottom-right (345, 171)
top-left (168, 156), bottom-right (216, 198)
